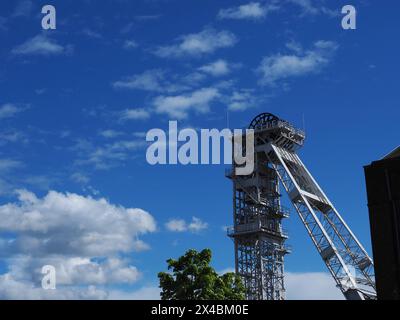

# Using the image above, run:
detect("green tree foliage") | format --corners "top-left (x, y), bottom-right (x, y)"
top-left (158, 248), bottom-right (245, 300)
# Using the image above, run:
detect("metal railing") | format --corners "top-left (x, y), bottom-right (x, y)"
top-left (251, 119), bottom-right (305, 138)
top-left (227, 221), bottom-right (289, 238)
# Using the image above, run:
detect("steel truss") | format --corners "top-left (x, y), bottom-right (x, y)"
top-left (227, 113), bottom-right (376, 300)
top-left (227, 150), bottom-right (289, 300)
top-left (264, 143), bottom-right (376, 299)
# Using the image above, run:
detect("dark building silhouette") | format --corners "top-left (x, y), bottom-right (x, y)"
top-left (364, 147), bottom-right (400, 300)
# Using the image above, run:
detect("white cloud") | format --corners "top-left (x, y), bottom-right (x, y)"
top-left (12, 34), bottom-right (72, 56)
top-left (0, 190), bottom-right (156, 256)
top-left (108, 286), bottom-right (160, 300)
top-left (198, 59), bottom-right (231, 77)
top-left (120, 108), bottom-right (151, 121)
top-left (70, 172), bottom-right (90, 184)
top-left (218, 2), bottom-right (279, 20)
top-left (5, 255), bottom-right (140, 286)
top-left (153, 87), bottom-right (220, 119)
top-left (285, 272), bottom-right (344, 300)
top-left (188, 217), bottom-right (208, 232)
top-left (0, 274), bottom-right (108, 300)
top-left (22, 175), bottom-right (56, 191)
top-left (0, 159), bottom-right (23, 172)
top-left (165, 219), bottom-right (187, 232)
top-left (99, 130), bottom-right (123, 139)
top-left (113, 69), bottom-right (166, 92)
top-left (73, 138), bottom-right (147, 170)
top-left (181, 71), bottom-right (207, 84)
top-left (227, 89), bottom-right (259, 112)
top-left (165, 217), bottom-right (208, 233)
top-left (154, 28), bottom-right (237, 58)
top-left (0, 104), bottom-right (24, 119)
top-left (55, 257), bottom-right (140, 285)
top-left (123, 40), bottom-right (138, 49)
top-left (0, 271), bottom-right (160, 300)
top-left (0, 130), bottom-right (28, 145)
top-left (132, 239), bottom-right (151, 252)
top-left (257, 40), bottom-right (338, 85)
top-left (0, 190), bottom-right (157, 299)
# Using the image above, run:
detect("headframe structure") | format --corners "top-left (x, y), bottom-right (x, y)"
top-left (227, 113), bottom-right (376, 300)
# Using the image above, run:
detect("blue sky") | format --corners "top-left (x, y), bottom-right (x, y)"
top-left (0, 0), bottom-right (399, 299)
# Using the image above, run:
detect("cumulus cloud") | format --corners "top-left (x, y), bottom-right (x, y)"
top-left (0, 271), bottom-right (160, 300)
top-left (217, 1), bottom-right (337, 20)
top-left (218, 2), bottom-right (280, 20)
top-left (0, 190), bottom-right (157, 299)
top-left (188, 217), bottom-right (208, 232)
top-left (165, 217), bottom-right (208, 233)
top-left (0, 190), bottom-right (156, 256)
top-left (153, 87), bottom-right (220, 119)
top-left (154, 28), bottom-right (237, 58)
top-left (0, 274), bottom-right (108, 300)
top-left (4, 255), bottom-right (140, 286)
top-left (12, 34), bottom-right (72, 56)
top-left (257, 40), bottom-right (338, 86)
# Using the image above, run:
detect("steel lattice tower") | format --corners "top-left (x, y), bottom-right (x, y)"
top-left (227, 113), bottom-right (377, 300)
